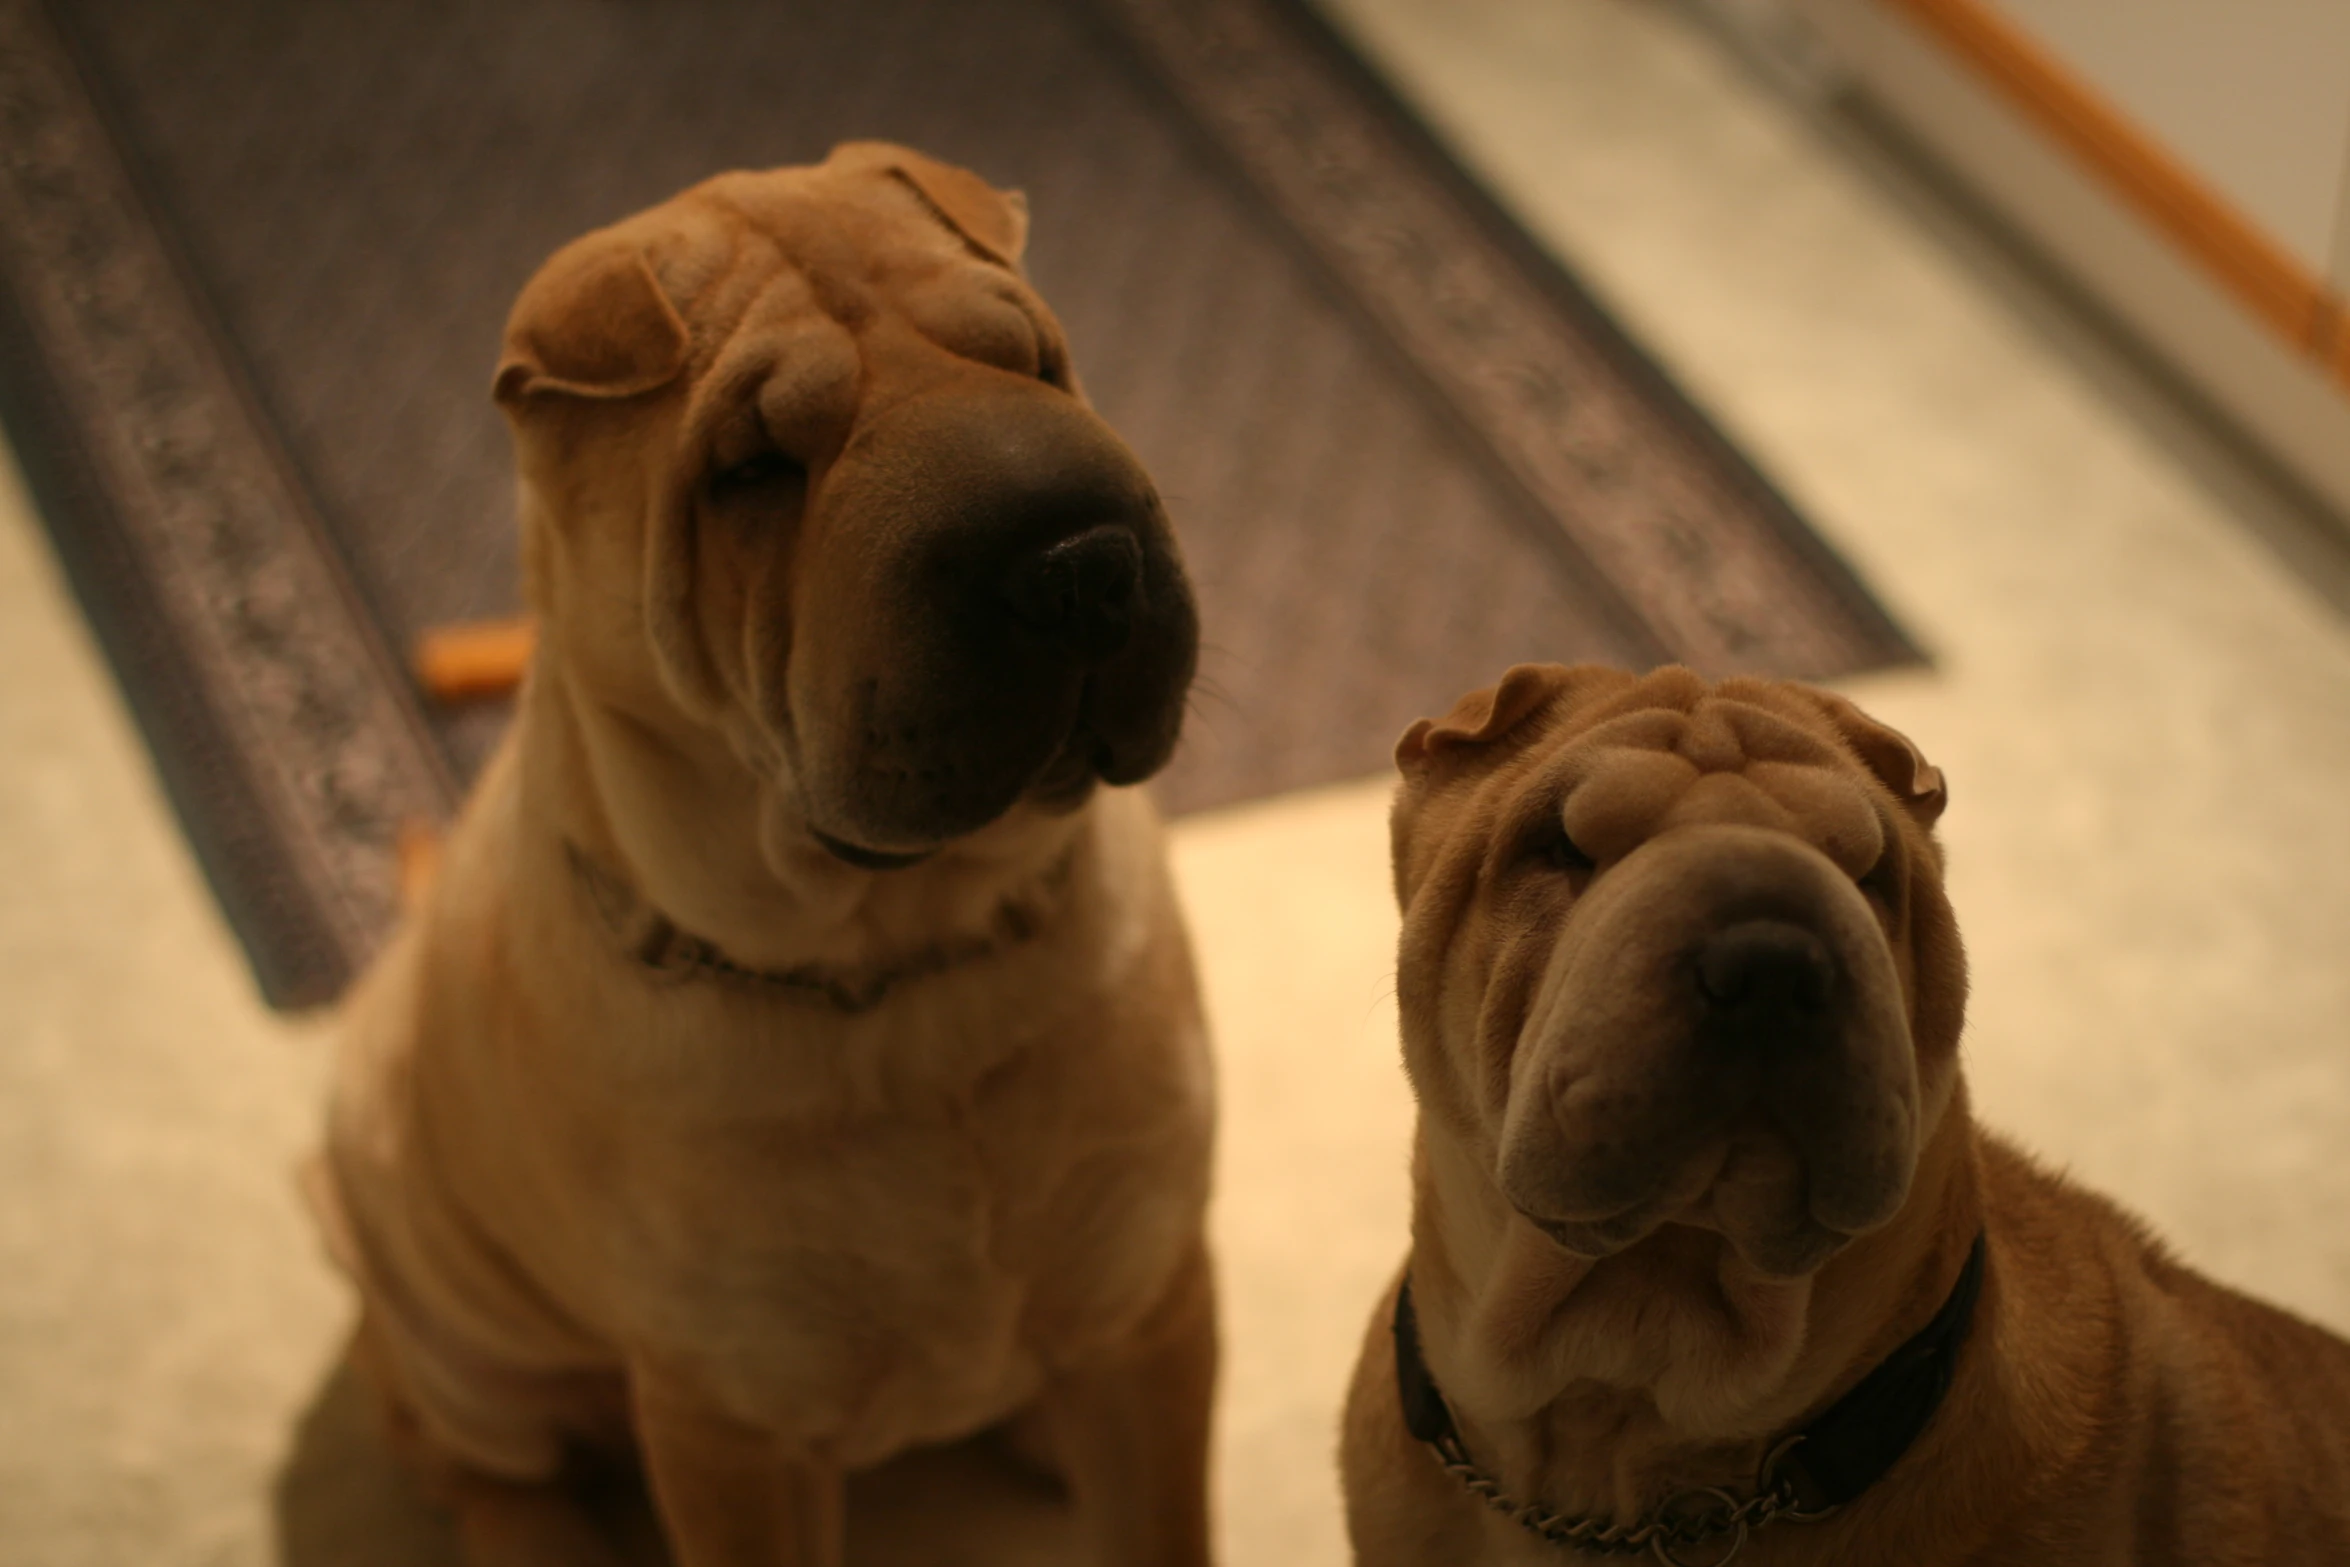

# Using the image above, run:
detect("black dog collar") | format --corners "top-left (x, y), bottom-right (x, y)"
top-left (1393, 1232), bottom-right (1988, 1560)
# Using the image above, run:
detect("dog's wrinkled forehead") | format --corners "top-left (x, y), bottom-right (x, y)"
top-left (1395, 664), bottom-right (1946, 897)
top-left (661, 157), bottom-right (1029, 354)
top-left (496, 142), bottom-right (1037, 411)
top-left (1547, 687), bottom-right (1887, 877)
top-left (688, 151), bottom-right (1022, 289)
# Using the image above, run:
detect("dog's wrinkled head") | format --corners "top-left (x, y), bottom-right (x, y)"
top-left (495, 142), bottom-right (1197, 864)
top-left (1391, 665), bottom-right (1966, 1279)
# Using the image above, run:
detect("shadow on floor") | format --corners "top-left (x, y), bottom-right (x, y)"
top-left (273, 1348), bottom-right (1086, 1565)
top-left (272, 1353), bottom-right (471, 1566)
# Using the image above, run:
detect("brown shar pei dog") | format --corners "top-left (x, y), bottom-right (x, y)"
top-left (1341, 664), bottom-right (2350, 1565)
top-left (306, 143), bottom-right (1216, 1567)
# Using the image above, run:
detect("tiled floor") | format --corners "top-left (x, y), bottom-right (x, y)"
top-left (5, 1), bottom-right (2349, 1563)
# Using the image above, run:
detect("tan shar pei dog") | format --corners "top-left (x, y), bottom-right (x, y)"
top-left (1341, 664), bottom-right (2350, 1565)
top-left (306, 143), bottom-right (1216, 1567)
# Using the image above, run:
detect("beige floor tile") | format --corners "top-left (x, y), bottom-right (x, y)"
top-left (1176, 779), bottom-right (1412, 1566)
top-left (0, 443), bottom-right (346, 1565)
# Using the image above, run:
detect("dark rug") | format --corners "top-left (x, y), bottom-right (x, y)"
top-left (0, 0), bottom-right (1920, 1007)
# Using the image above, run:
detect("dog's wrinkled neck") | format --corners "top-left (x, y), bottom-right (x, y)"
top-left (518, 656), bottom-right (1090, 973)
top-left (1404, 1101), bottom-right (1982, 1528)
top-left (561, 834), bottom-right (1079, 1014)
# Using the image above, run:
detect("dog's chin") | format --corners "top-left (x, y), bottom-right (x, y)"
top-left (1027, 726), bottom-right (1112, 813)
top-left (801, 725), bottom-right (1116, 869)
top-left (1713, 1218), bottom-right (1851, 1279)
top-left (1522, 1197), bottom-right (1854, 1280)
top-left (809, 828), bottom-right (937, 872)
top-left (1526, 1209), bottom-right (1663, 1262)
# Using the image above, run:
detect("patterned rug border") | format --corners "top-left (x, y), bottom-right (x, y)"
top-left (0, 0), bottom-right (455, 1007)
top-left (0, 0), bottom-right (1923, 1011)
top-left (1101, 0), bottom-right (1924, 677)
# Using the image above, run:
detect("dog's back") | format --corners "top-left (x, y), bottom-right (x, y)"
top-left (1972, 1133), bottom-right (2350, 1564)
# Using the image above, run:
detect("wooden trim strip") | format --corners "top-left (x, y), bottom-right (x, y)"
top-left (2318, 296), bottom-right (2346, 381)
top-left (1880, 0), bottom-right (2337, 361)
top-left (413, 615), bottom-right (534, 703)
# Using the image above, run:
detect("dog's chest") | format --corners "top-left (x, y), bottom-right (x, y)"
top-left (571, 1002), bottom-right (1198, 1463)
top-left (610, 1114), bottom-right (1045, 1460)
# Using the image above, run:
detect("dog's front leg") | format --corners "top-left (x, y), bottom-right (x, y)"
top-left (452, 1473), bottom-right (634, 1567)
top-left (1036, 1236), bottom-right (1220, 1567)
top-left (631, 1367), bottom-right (845, 1567)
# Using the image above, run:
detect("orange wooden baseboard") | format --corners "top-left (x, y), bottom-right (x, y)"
top-left (395, 819), bottom-right (442, 912)
top-left (413, 616), bottom-right (536, 703)
top-left (1880, 0), bottom-right (2347, 385)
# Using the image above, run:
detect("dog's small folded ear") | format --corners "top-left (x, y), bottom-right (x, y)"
top-left (831, 140), bottom-right (1029, 267)
top-left (1397, 663), bottom-right (1599, 774)
top-left (1811, 690), bottom-right (1948, 826)
top-left (493, 232), bottom-right (692, 406)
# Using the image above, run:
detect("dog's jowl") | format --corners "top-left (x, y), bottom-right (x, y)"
top-left (307, 143), bottom-right (1216, 1567)
top-left (1341, 663), bottom-right (2350, 1565)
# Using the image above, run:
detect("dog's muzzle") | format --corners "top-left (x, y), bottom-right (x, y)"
top-left (1001, 523), bottom-right (1146, 664)
top-left (1498, 826), bottom-right (1921, 1276)
top-left (789, 383), bottom-right (1198, 860)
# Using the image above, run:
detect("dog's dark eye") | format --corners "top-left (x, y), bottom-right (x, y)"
top-left (708, 451), bottom-right (805, 497)
top-left (1521, 816), bottom-right (1595, 877)
top-left (1859, 844), bottom-right (1902, 912)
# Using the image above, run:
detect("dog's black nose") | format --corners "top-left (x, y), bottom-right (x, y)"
top-left (1002, 524), bottom-right (1144, 661)
top-left (1696, 920), bottom-right (1835, 1018)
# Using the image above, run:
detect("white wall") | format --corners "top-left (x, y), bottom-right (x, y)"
top-left (1793, 0), bottom-right (2350, 529)
top-left (1997, 0), bottom-right (2350, 281)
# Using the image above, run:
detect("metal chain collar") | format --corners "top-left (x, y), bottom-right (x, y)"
top-left (1426, 1431), bottom-right (1834, 1566)
top-left (565, 838), bottom-right (1078, 1014)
